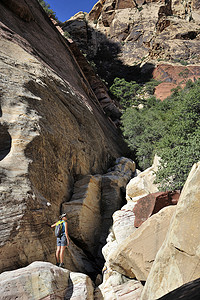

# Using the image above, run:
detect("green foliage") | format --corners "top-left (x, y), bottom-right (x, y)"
top-left (110, 78), bottom-right (141, 108)
top-left (109, 78), bottom-right (160, 109)
top-left (38, 0), bottom-right (57, 20)
top-left (121, 79), bottom-right (200, 190)
top-left (63, 31), bottom-right (71, 39)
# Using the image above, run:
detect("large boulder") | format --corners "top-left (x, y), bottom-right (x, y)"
top-left (126, 154), bottom-right (160, 202)
top-left (62, 175), bottom-right (102, 256)
top-left (65, 271), bottom-right (94, 300)
top-left (108, 205), bottom-right (176, 280)
top-left (95, 269), bottom-right (143, 300)
top-left (141, 161), bottom-right (200, 299)
top-left (0, 261), bottom-right (94, 300)
top-left (133, 190), bottom-right (180, 227)
top-left (0, 0), bottom-right (127, 273)
top-left (0, 261), bottom-right (69, 299)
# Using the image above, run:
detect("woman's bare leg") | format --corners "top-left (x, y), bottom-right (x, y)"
top-left (56, 246), bottom-right (61, 264)
top-left (60, 246), bottom-right (66, 263)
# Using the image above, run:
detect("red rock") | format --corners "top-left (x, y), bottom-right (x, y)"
top-left (154, 82), bottom-right (177, 101)
top-left (133, 191), bottom-right (180, 227)
top-left (153, 64), bottom-right (200, 100)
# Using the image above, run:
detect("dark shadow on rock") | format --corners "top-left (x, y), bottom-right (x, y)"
top-left (65, 276), bottom-right (74, 300)
top-left (0, 124), bottom-right (12, 161)
top-left (62, 19), bottom-right (155, 87)
top-left (157, 277), bottom-right (200, 300)
top-left (0, 98), bottom-right (2, 117)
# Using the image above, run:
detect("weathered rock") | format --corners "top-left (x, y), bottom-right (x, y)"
top-left (0, 0), bottom-right (127, 273)
top-left (126, 154), bottom-right (160, 202)
top-left (112, 201), bottom-right (136, 244)
top-left (65, 271), bottom-right (94, 300)
top-left (1, 0), bottom-right (34, 22)
top-left (133, 190), bottom-right (180, 227)
top-left (97, 157), bottom-right (136, 262)
top-left (62, 157), bottom-right (135, 265)
top-left (141, 161), bottom-right (200, 300)
top-left (153, 64), bottom-right (200, 100)
top-left (108, 206), bottom-right (176, 281)
top-left (63, 0), bottom-right (200, 90)
top-left (67, 38), bottom-right (122, 122)
top-left (102, 203), bottom-right (136, 263)
top-left (96, 269), bottom-right (143, 300)
top-left (0, 261), bottom-right (94, 300)
top-left (62, 175), bottom-right (102, 256)
top-left (0, 261), bottom-right (70, 299)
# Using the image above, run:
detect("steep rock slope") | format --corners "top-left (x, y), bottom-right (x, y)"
top-left (63, 0), bottom-right (200, 97)
top-left (0, 0), bottom-right (128, 273)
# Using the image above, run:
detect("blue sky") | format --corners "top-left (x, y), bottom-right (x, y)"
top-left (46, 0), bottom-right (98, 22)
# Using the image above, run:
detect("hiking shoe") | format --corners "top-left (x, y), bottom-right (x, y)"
top-left (56, 262), bottom-right (60, 267)
top-left (59, 263), bottom-right (65, 268)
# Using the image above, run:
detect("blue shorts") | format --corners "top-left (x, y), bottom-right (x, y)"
top-left (57, 234), bottom-right (67, 246)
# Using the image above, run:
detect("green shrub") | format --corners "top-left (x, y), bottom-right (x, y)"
top-left (38, 0), bottom-right (57, 20)
top-left (121, 79), bottom-right (200, 190)
top-left (110, 78), bottom-right (141, 108)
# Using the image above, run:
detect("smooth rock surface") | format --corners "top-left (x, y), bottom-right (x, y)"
top-left (108, 206), bottom-right (176, 280)
top-left (126, 154), bottom-right (160, 202)
top-left (141, 162), bottom-right (200, 299)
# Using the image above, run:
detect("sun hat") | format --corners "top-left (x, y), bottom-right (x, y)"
top-left (60, 213), bottom-right (67, 219)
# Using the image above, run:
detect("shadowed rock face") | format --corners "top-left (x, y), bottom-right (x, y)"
top-left (0, 0), bottom-right (128, 273)
top-left (158, 277), bottom-right (200, 300)
top-left (63, 0), bottom-right (200, 99)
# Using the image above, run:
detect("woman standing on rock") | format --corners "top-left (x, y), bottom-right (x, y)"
top-left (51, 213), bottom-right (69, 268)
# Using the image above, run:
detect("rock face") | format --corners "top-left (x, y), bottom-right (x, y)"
top-left (0, 0), bottom-right (128, 273)
top-left (108, 206), bottom-right (176, 281)
top-left (96, 271), bottom-right (143, 300)
top-left (133, 190), bottom-right (180, 227)
top-left (141, 161), bottom-right (200, 299)
top-left (126, 154), bottom-right (160, 202)
top-left (0, 261), bottom-right (94, 300)
top-left (153, 64), bottom-right (200, 100)
top-left (63, 0), bottom-right (200, 98)
top-left (62, 157), bottom-right (136, 267)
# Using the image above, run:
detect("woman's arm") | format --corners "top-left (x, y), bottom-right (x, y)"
top-left (51, 222), bottom-right (57, 228)
top-left (65, 221), bottom-right (70, 246)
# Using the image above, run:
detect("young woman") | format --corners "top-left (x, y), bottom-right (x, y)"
top-left (51, 213), bottom-right (69, 268)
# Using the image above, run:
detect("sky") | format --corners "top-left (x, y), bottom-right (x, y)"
top-left (46, 0), bottom-right (98, 22)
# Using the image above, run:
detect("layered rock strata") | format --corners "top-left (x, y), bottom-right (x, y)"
top-left (62, 157), bottom-right (136, 268)
top-left (0, 0), bottom-right (128, 273)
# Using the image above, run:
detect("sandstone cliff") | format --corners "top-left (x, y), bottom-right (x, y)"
top-left (0, 0), bottom-right (129, 273)
top-left (63, 0), bottom-right (200, 98)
